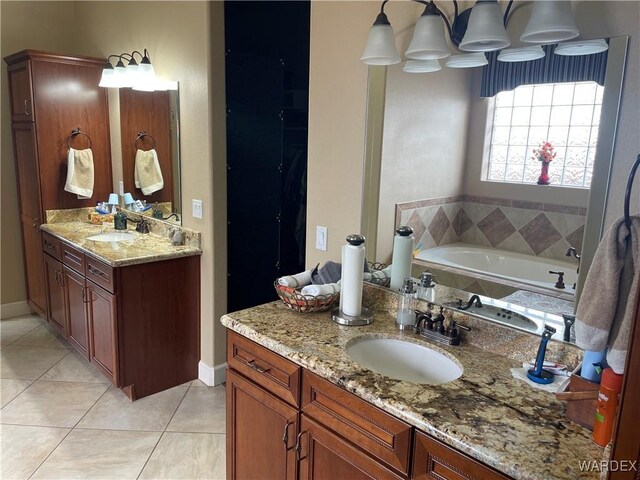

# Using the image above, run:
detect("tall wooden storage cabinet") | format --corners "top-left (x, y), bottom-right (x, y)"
top-left (4, 50), bottom-right (113, 317)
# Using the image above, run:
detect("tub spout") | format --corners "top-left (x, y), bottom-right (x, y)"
top-left (459, 295), bottom-right (483, 311)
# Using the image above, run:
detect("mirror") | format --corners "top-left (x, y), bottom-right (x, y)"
top-left (363, 35), bottom-right (629, 344)
top-left (110, 88), bottom-right (181, 223)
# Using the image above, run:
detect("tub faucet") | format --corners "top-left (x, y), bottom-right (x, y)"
top-left (459, 295), bottom-right (483, 311)
top-left (566, 247), bottom-right (581, 289)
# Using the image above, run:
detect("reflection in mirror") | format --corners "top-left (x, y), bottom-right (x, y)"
top-left (119, 88), bottom-right (181, 223)
top-left (363, 36), bottom-right (629, 344)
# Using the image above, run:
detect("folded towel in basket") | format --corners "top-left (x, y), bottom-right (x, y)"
top-left (278, 265), bottom-right (318, 288)
top-left (576, 216), bottom-right (640, 374)
top-left (135, 149), bottom-right (164, 195)
top-left (64, 148), bottom-right (94, 199)
top-left (301, 282), bottom-right (340, 297)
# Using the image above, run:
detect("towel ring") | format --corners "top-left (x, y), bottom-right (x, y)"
top-left (135, 131), bottom-right (157, 150)
top-left (67, 128), bottom-right (92, 149)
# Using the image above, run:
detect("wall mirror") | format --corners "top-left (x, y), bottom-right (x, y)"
top-left (362, 35), bottom-right (629, 344)
top-left (114, 88), bottom-right (181, 224)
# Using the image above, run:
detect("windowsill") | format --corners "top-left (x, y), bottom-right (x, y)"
top-left (480, 179), bottom-right (590, 191)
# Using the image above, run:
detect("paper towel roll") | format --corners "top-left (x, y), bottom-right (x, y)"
top-left (340, 235), bottom-right (365, 317)
top-left (390, 226), bottom-right (414, 292)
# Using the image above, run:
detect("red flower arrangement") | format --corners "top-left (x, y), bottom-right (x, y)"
top-left (532, 141), bottom-right (557, 164)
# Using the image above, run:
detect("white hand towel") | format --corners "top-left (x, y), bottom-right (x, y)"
top-left (134, 149), bottom-right (164, 195)
top-left (363, 266), bottom-right (392, 282)
top-left (277, 268), bottom-right (315, 288)
top-left (576, 216), bottom-right (640, 374)
top-left (300, 283), bottom-right (340, 297)
top-left (64, 148), bottom-right (94, 199)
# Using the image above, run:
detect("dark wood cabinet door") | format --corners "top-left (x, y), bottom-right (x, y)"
top-left (20, 217), bottom-right (46, 316)
top-left (7, 61), bottom-right (34, 121)
top-left (87, 281), bottom-right (117, 384)
top-left (64, 265), bottom-right (89, 358)
top-left (43, 253), bottom-right (67, 336)
top-left (227, 370), bottom-right (298, 480)
top-left (412, 431), bottom-right (511, 480)
top-left (298, 416), bottom-right (404, 480)
top-left (12, 124), bottom-right (41, 220)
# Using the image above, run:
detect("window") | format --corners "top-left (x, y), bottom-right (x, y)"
top-left (486, 81), bottom-right (604, 188)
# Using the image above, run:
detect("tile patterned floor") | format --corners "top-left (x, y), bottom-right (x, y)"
top-left (0, 314), bottom-right (226, 479)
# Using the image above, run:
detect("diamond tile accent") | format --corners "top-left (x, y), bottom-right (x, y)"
top-left (453, 209), bottom-right (474, 237)
top-left (406, 210), bottom-right (427, 245)
top-left (428, 207), bottom-right (451, 245)
top-left (565, 225), bottom-right (585, 253)
top-left (476, 208), bottom-right (516, 247)
top-left (519, 213), bottom-right (563, 255)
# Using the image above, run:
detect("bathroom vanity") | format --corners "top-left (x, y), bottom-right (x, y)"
top-left (222, 291), bottom-right (603, 480)
top-left (40, 217), bottom-right (201, 400)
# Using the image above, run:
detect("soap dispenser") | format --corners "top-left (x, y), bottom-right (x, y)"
top-left (417, 271), bottom-right (435, 302)
top-left (396, 278), bottom-right (416, 330)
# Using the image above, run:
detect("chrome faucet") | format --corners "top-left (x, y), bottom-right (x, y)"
top-left (458, 295), bottom-right (483, 311)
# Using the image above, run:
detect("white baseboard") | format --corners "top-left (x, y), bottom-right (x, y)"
top-left (198, 360), bottom-right (227, 386)
top-left (1, 301), bottom-right (32, 320)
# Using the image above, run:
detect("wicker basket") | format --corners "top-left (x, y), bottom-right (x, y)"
top-left (274, 282), bottom-right (340, 313)
top-left (366, 261), bottom-right (391, 288)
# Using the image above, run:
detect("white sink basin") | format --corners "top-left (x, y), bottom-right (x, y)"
top-left (86, 232), bottom-right (135, 242)
top-left (346, 338), bottom-right (463, 384)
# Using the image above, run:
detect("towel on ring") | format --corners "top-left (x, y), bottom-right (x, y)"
top-left (277, 265), bottom-right (318, 288)
top-left (134, 149), bottom-right (164, 195)
top-left (576, 216), bottom-right (640, 374)
top-left (301, 282), bottom-right (340, 297)
top-left (64, 148), bottom-right (94, 199)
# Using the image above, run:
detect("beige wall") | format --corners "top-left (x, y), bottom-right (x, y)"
top-left (1, 2), bottom-right (77, 306)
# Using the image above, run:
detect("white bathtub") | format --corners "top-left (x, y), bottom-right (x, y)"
top-left (415, 242), bottom-right (578, 295)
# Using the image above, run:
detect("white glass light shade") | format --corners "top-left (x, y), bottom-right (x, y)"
top-left (459, 1), bottom-right (510, 52)
top-left (520, 1), bottom-right (579, 44)
top-left (445, 53), bottom-right (488, 68)
top-left (98, 68), bottom-right (118, 88)
top-left (112, 64), bottom-right (131, 88)
top-left (402, 59), bottom-right (441, 73)
top-left (133, 63), bottom-right (157, 91)
top-left (361, 24), bottom-right (401, 65)
top-left (554, 39), bottom-right (608, 56)
top-left (405, 15), bottom-right (450, 60)
top-left (497, 45), bottom-right (545, 62)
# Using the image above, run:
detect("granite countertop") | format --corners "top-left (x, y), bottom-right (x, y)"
top-left (221, 302), bottom-right (603, 480)
top-left (40, 221), bottom-right (202, 267)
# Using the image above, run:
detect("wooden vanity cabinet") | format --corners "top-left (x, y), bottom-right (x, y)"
top-left (64, 264), bottom-right (90, 358)
top-left (42, 251), bottom-right (66, 336)
top-left (5, 50), bottom-right (112, 318)
top-left (227, 332), bottom-right (516, 480)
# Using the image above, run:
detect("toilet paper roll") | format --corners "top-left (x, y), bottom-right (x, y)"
top-left (340, 235), bottom-right (365, 317)
top-left (390, 227), bottom-right (414, 292)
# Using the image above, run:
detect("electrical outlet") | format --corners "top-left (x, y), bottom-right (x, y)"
top-left (316, 226), bottom-right (328, 251)
top-left (192, 199), bottom-right (203, 219)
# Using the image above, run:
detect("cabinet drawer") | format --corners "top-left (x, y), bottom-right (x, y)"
top-left (412, 431), bottom-right (511, 480)
top-left (61, 242), bottom-right (85, 273)
top-left (227, 331), bottom-right (300, 407)
top-left (42, 232), bottom-right (62, 261)
top-left (86, 257), bottom-right (115, 293)
top-left (302, 370), bottom-right (412, 476)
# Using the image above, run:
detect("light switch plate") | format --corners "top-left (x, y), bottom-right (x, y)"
top-left (316, 226), bottom-right (328, 251)
top-left (192, 199), bottom-right (203, 219)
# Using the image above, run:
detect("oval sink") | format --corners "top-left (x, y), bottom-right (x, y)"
top-left (86, 232), bottom-right (135, 242)
top-left (346, 338), bottom-right (462, 384)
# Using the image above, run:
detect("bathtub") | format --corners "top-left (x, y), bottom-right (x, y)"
top-left (414, 242), bottom-right (578, 295)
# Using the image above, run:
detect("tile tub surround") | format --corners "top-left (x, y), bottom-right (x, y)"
top-left (221, 299), bottom-right (601, 480)
top-left (396, 195), bottom-right (586, 262)
top-left (40, 220), bottom-right (201, 268)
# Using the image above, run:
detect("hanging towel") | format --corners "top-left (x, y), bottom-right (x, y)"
top-left (134, 149), bottom-right (164, 195)
top-left (575, 216), bottom-right (640, 374)
top-left (64, 148), bottom-right (94, 199)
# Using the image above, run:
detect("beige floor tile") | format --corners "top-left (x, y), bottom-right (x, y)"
top-left (1, 424), bottom-right (70, 479)
top-left (0, 380), bottom-right (108, 427)
top-left (78, 385), bottom-right (188, 431)
top-left (12, 325), bottom-right (71, 350)
top-left (139, 432), bottom-right (225, 480)
top-left (0, 378), bottom-right (32, 408)
top-left (191, 379), bottom-right (210, 387)
top-left (31, 428), bottom-right (160, 480)
top-left (40, 349), bottom-right (110, 384)
top-left (167, 384), bottom-right (226, 433)
top-left (0, 346), bottom-right (68, 380)
top-left (0, 315), bottom-right (43, 346)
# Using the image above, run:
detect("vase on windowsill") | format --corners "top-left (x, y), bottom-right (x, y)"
top-left (537, 161), bottom-right (551, 185)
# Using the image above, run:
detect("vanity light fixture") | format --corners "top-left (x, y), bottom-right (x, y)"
top-left (497, 45), bottom-right (545, 62)
top-left (554, 38), bottom-right (609, 56)
top-left (445, 52), bottom-right (488, 68)
top-left (361, 0), bottom-right (582, 71)
top-left (402, 59), bottom-right (441, 73)
top-left (99, 49), bottom-right (171, 92)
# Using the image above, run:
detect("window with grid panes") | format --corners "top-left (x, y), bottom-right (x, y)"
top-left (486, 81), bottom-right (603, 188)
